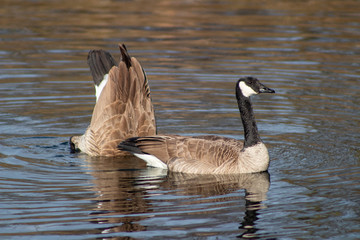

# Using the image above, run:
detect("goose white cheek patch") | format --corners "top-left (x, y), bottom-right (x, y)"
top-left (95, 74), bottom-right (109, 102)
top-left (239, 81), bottom-right (257, 97)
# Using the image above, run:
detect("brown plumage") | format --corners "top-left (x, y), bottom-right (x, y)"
top-left (70, 44), bottom-right (156, 156)
top-left (120, 135), bottom-right (245, 174)
top-left (118, 77), bottom-right (275, 174)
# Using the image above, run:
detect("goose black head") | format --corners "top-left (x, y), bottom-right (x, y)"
top-left (69, 136), bottom-right (80, 153)
top-left (236, 77), bottom-right (275, 98)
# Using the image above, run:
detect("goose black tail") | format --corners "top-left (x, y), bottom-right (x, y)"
top-left (87, 50), bottom-right (117, 86)
top-left (119, 44), bottom-right (132, 69)
top-left (118, 137), bottom-right (144, 154)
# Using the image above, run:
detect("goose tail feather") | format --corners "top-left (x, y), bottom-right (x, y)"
top-left (118, 137), bottom-right (144, 154)
top-left (118, 138), bottom-right (168, 169)
top-left (87, 50), bottom-right (117, 86)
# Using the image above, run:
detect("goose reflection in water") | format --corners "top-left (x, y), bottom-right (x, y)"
top-left (165, 171), bottom-right (270, 238)
top-left (85, 156), bottom-right (162, 233)
top-left (83, 157), bottom-right (270, 238)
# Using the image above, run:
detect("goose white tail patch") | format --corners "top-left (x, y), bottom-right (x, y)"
top-left (95, 74), bottom-right (109, 102)
top-left (239, 81), bottom-right (257, 97)
top-left (134, 153), bottom-right (168, 169)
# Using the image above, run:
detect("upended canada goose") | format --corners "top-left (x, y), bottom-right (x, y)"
top-left (118, 77), bottom-right (275, 174)
top-left (70, 44), bottom-right (156, 156)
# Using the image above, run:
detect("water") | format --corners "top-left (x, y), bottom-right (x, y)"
top-left (1, 0), bottom-right (359, 239)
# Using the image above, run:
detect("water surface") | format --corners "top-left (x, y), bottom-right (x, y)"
top-left (0, 0), bottom-right (359, 239)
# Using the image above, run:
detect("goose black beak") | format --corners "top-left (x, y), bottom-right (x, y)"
top-left (259, 86), bottom-right (275, 94)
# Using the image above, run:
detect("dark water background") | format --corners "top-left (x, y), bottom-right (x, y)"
top-left (0, 0), bottom-right (359, 239)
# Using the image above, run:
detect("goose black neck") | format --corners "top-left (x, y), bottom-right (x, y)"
top-left (236, 87), bottom-right (262, 148)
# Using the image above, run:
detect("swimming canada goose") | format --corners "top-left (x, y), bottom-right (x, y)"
top-left (118, 77), bottom-right (275, 174)
top-left (70, 44), bottom-right (156, 156)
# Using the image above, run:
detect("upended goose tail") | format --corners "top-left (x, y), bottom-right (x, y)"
top-left (70, 44), bottom-right (156, 156)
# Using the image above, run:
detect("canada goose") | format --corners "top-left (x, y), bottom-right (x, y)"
top-left (118, 77), bottom-right (275, 174)
top-left (70, 44), bottom-right (156, 156)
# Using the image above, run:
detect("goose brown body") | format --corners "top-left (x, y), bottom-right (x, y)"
top-left (119, 135), bottom-right (268, 174)
top-left (70, 44), bottom-right (156, 156)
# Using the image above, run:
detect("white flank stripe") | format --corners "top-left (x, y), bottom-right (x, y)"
top-left (95, 74), bottom-right (109, 102)
top-left (134, 153), bottom-right (168, 169)
top-left (239, 81), bottom-right (257, 97)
